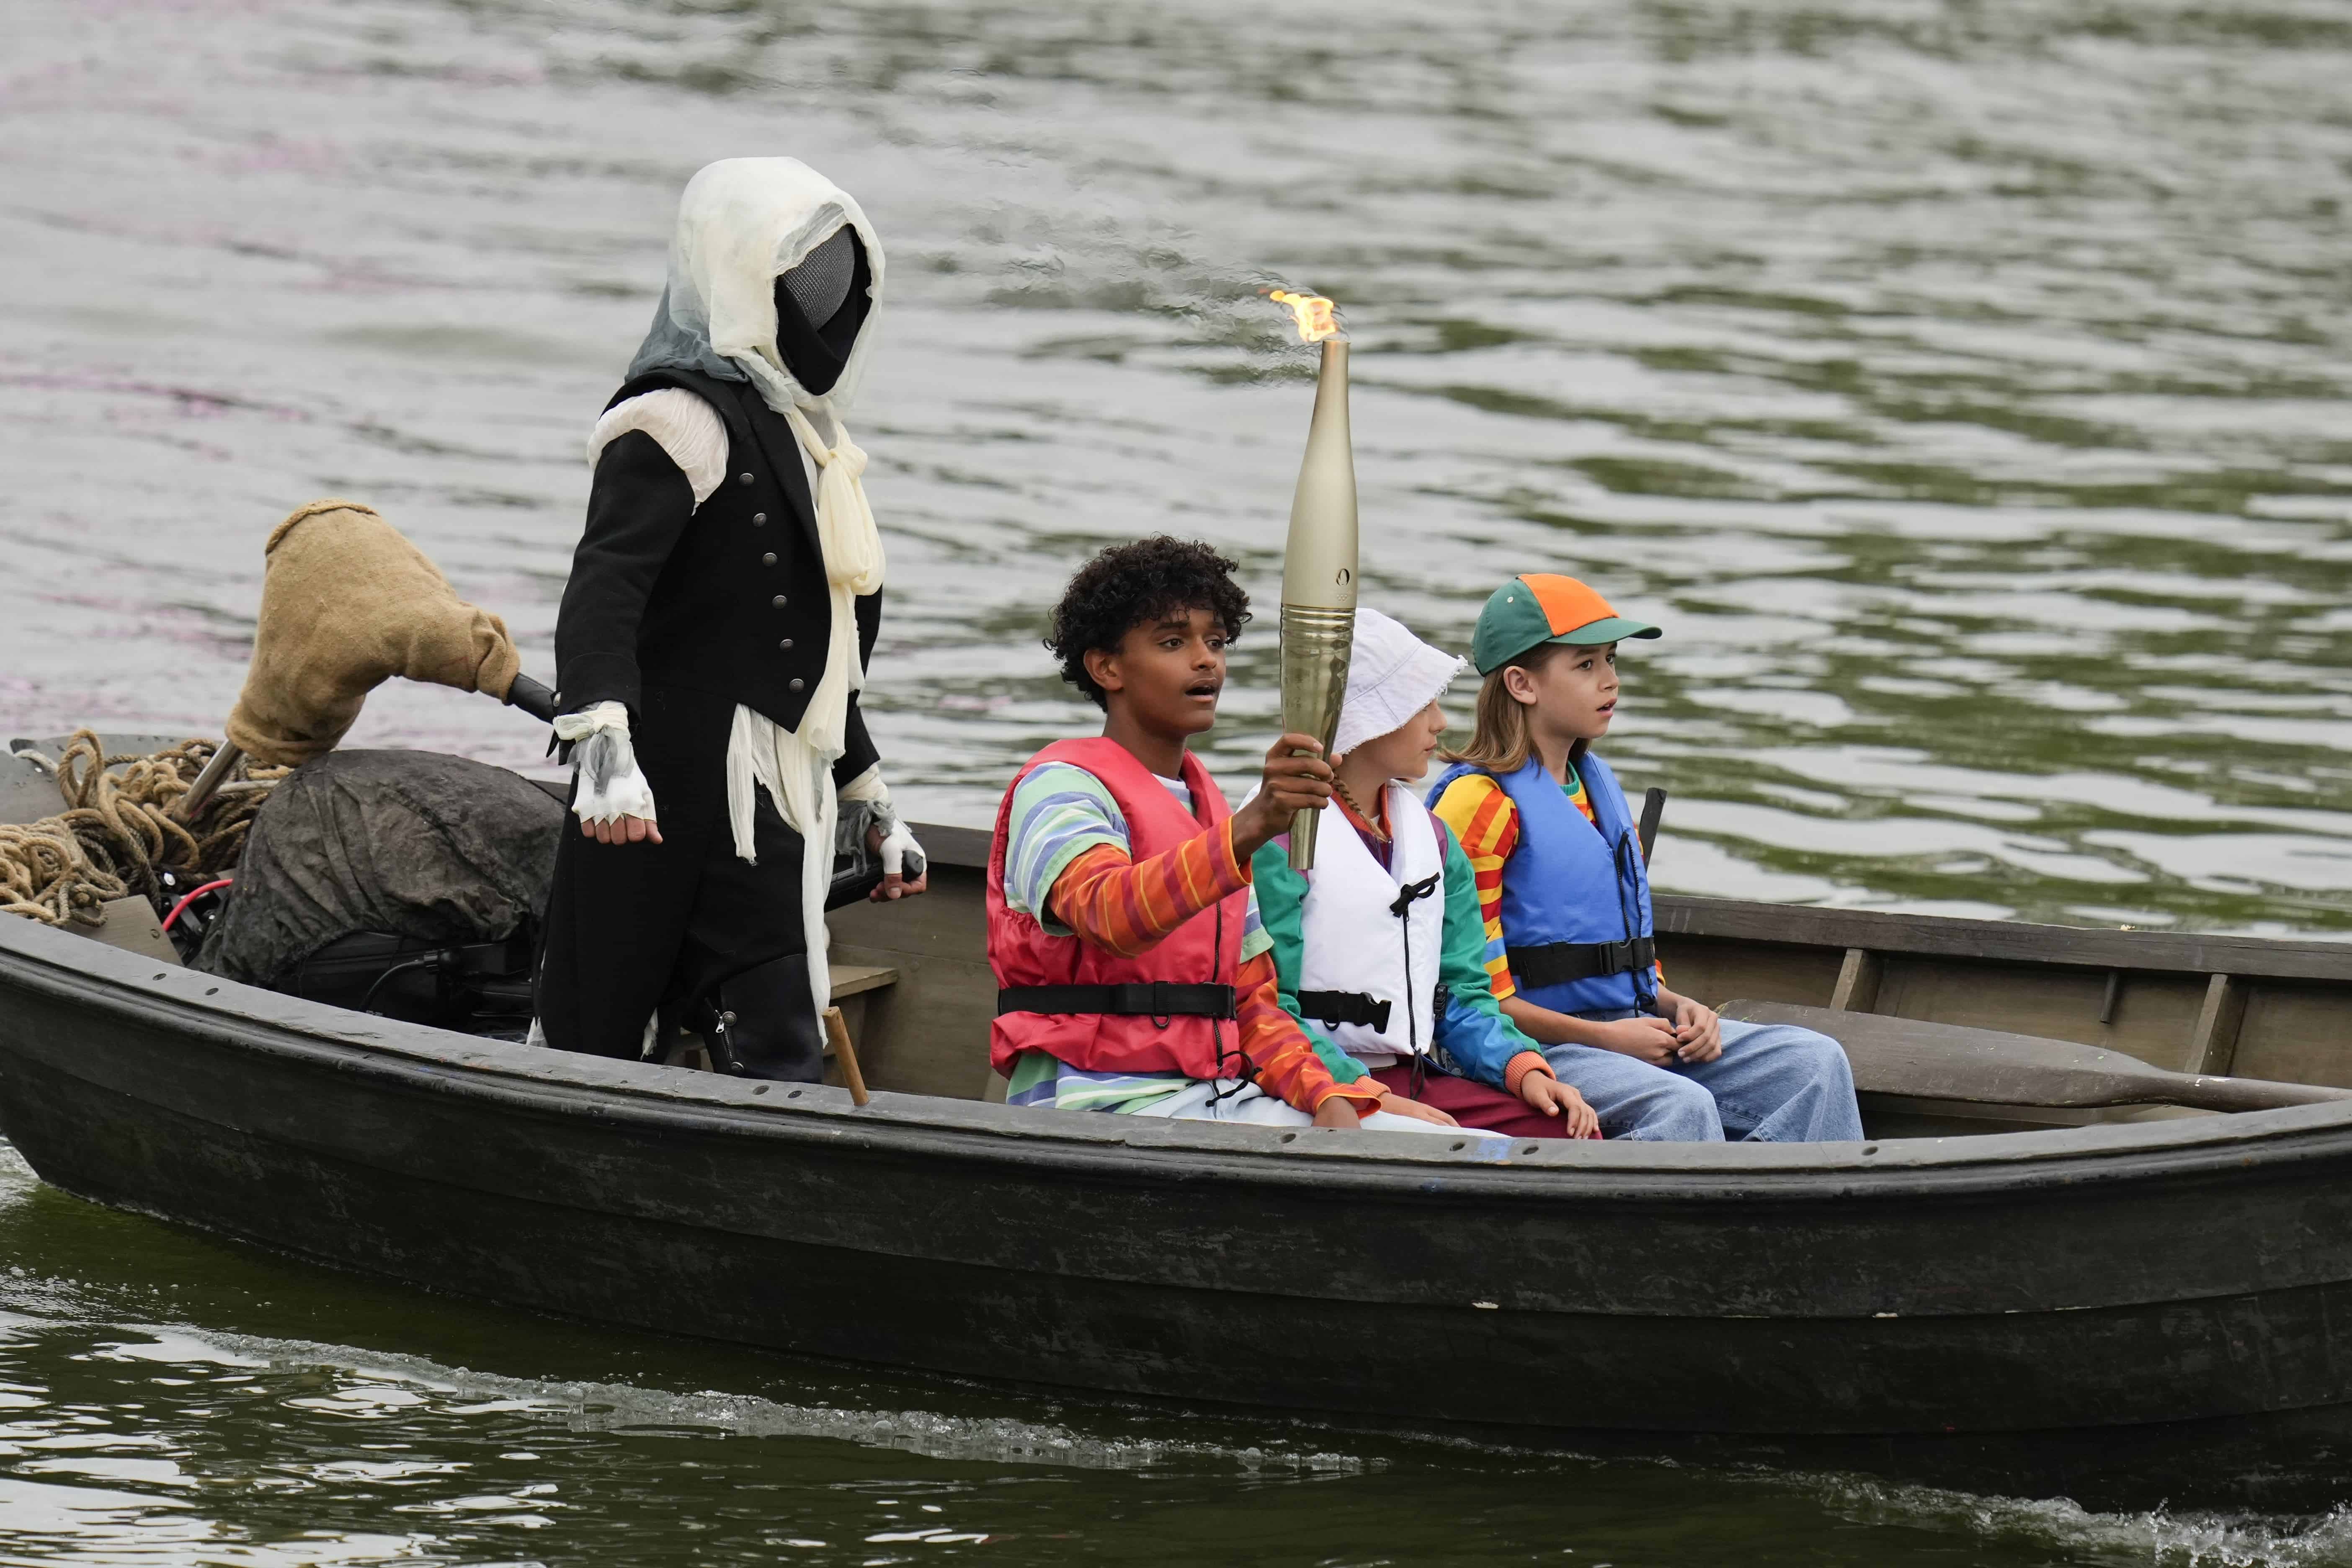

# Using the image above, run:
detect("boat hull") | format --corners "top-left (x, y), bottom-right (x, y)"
top-left (8, 918), bottom-right (2352, 1506)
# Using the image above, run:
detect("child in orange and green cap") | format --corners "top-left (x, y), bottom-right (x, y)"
top-left (1426, 574), bottom-right (1862, 1142)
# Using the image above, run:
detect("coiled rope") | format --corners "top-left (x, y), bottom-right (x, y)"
top-left (0, 732), bottom-right (285, 928)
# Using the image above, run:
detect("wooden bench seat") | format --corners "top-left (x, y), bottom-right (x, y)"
top-left (829, 963), bottom-right (897, 1001)
top-left (1722, 1000), bottom-right (2349, 1117)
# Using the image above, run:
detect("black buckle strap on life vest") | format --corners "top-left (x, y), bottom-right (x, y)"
top-left (1505, 935), bottom-right (1656, 991)
top-left (996, 982), bottom-right (1238, 1021)
top-left (1294, 989), bottom-right (1392, 1032)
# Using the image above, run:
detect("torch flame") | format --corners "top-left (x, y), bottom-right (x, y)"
top-left (1268, 288), bottom-right (1340, 344)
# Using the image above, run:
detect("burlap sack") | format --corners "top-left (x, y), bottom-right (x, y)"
top-left (225, 500), bottom-right (522, 767)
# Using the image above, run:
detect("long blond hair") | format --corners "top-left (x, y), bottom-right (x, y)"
top-left (1440, 643), bottom-right (1588, 776)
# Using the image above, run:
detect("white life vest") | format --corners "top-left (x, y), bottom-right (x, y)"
top-left (1296, 784), bottom-right (1446, 1066)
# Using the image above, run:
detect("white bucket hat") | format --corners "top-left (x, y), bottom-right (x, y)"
top-left (1332, 607), bottom-right (1468, 760)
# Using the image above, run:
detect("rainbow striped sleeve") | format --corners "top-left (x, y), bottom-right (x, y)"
top-left (1002, 762), bottom-right (1131, 931)
top-left (1044, 830), bottom-right (1249, 959)
top-left (1430, 772), bottom-right (1521, 1000)
top-left (1005, 760), bottom-right (1265, 960)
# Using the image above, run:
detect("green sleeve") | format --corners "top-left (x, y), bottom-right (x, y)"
top-left (1436, 827), bottom-right (1501, 1003)
top-left (1433, 824), bottom-right (1544, 1083)
top-left (1248, 838), bottom-right (1370, 1086)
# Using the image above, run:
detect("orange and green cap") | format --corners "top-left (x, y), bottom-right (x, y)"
top-left (1471, 574), bottom-right (1660, 674)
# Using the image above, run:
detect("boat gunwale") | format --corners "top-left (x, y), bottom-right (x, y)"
top-left (10, 911), bottom-right (2352, 1203)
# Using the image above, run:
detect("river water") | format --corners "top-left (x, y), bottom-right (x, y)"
top-left (5, 0), bottom-right (2352, 1560)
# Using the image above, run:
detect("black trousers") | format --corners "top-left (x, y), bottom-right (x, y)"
top-left (536, 684), bottom-right (812, 1060)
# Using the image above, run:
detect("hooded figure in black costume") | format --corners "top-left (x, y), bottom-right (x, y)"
top-left (536, 156), bottom-right (925, 1078)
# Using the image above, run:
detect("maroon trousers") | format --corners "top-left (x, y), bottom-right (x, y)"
top-left (1369, 1063), bottom-right (1594, 1140)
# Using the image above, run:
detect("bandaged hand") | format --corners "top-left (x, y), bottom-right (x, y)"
top-left (554, 701), bottom-right (660, 845)
top-left (874, 814), bottom-right (924, 880)
top-left (841, 769), bottom-right (928, 900)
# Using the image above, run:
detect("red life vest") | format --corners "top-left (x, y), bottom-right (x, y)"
top-left (986, 737), bottom-right (1248, 1080)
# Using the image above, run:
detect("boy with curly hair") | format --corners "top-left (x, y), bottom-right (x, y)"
top-left (986, 536), bottom-right (1467, 1133)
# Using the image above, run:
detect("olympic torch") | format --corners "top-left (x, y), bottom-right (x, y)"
top-left (1270, 289), bottom-right (1356, 871)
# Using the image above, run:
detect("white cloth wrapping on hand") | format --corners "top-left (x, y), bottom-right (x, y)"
top-left (876, 816), bottom-right (921, 878)
top-left (841, 766), bottom-right (923, 878)
top-left (554, 701), bottom-right (657, 825)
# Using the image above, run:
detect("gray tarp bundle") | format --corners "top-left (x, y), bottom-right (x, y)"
top-left (196, 750), bottom-right (561, 988)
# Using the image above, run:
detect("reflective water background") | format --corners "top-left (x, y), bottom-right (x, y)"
top-left (8, 0), bottom-right (2351, 934)
top-left (5, 0), bottom-right (2352, 1559)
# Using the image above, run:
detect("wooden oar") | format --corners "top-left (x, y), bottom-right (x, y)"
top-left (1719, 1000), bottom-right (2352, 1114)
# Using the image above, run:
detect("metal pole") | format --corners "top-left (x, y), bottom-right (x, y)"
top-left (175, 740), bottom-right (245, 823)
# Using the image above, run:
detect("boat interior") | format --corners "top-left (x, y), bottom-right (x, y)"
top-left (9, 733), bottom-right (2348, 1144)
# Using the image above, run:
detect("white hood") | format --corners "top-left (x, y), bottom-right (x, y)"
top-left (624, 156), bottom-right (885, 432)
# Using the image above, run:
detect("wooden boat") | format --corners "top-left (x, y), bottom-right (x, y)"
top-left (3, 737), bottom-right (2351, 1509)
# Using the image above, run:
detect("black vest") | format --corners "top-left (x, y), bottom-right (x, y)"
top-left (603, 368), bottom-right (874, 735)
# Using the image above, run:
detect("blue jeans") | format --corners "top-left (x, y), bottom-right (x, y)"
top-left (1542, 1017), bottom-right (1863, 1143)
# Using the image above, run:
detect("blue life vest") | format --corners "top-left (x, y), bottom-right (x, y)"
top-left (1426, 752), bottom-right (1655, 1018)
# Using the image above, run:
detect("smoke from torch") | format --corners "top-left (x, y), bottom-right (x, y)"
top-left (1269, 289), bottom-right (1356, 871)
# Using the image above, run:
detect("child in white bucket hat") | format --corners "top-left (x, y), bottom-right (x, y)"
top-left (1250, 607), bottom-right (1601, 1138)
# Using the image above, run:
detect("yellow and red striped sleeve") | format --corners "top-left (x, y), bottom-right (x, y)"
top-left (1430, 773), bottom-right (1520, 1000)
top-left (1045, 823), bottom-right (1248, 959)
